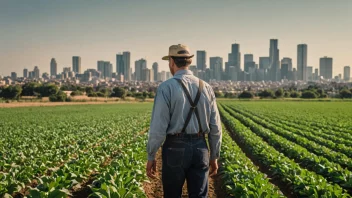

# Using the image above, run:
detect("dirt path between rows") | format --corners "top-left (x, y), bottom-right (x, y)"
top-left (143, 149), bottom-right (226, 198)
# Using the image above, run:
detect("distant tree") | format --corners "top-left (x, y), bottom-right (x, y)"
top-left (143, 91), bottom-right (148, 98)
top-left (37, 84), bottom-right (59, 97)
top-left (258, 89), bottom-right (274, 98)
top-left (214, 91), bottom-right (224, 98)
top-left (111, 87), bottom-right (127, 98)
top-left (339, 89), bottom-right (352, 98)
top-left (130, 88), bottom-right (137, 92)
top-left (87, 92), bottom-right (98, 97)
top-left (0, 85), bottom-right (22, 99)
top-left (99, 88), bottom-right (111, 97)
top-left (238, 91), bottom-right (254, 99)
top-left (224, 92), bottom-right (236, 98)
top-left (275, 88), bottom-right (284, 98)
top-left (301, 91), bottom-right (318, 99)
top-left (148, 92), bottom-right (155, 98)
top-left (290, 91), bottom-right (301, 98)
top-left (96, 92), bottom-right (105, 97)
top-left (284, 91), bottom-right (291, 98)
top-left (70, 90), bottom-right (84, 96)
top-left (49, 91), bottom-right (67, 102)
top-left (21, 82), bottom-right (40, 96)
top-left (85, 87), bottom-right (94, 95)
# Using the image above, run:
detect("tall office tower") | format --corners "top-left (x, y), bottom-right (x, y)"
top-left (224, 43), bottom-right (241, 80)
top-left (152, 62), bottom-right (158, 81)
top-left (259, 57), bottom-right (270, 70)
top-left (344, 66), bottom-right (350, 81)
top-left (269, 39), bottom-right (280, 81)
top-left (210, 57), bottom-right (223, 81)
top-left (33, 66), bottom-right (40, 79)
top-left (244, 54), bottom-right (254, 72)
top-left (314, 68), bottom-right (319, 80)
top-left (50, 58), bottom-right (57, 77)
top-left (97, 61), bottom-right (105, 78)
top-left (123, 52), bottom-right (131, 81)
top-left (116, 54), bottom-right (124, 75)
top-left (319, 56), bottom-right (333, 79)
top-left (135, 59), bottom-right (147, 81)
top-left (63, 67), bottom-right (71, 73)
top-left (103, 62), bottom-right (113, 79)
top-left (197, 51), bottom-right (207, 71)
top-left (306, 66), bottom-right (313, 81)
top-left (11, 72), bottom-right (17, 80)
top-left (281, 63), bottom-right (289, 80)
top-left (297, 44), bottom-right (308, 81)
top-left (281, 57), bottom-right (293, 71)
top-left (142, 68), bottom-right (153, 82)
top-left (228, 66), bottom-right (237, 81)
top-left (72, 56), bottom-right (81, 74)
top-left (23, 68), bottom-right (28, 78)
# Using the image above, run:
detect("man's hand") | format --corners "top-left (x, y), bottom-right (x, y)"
top-left (209, 159), bottom-right (218, 177)
top-left (146, 160), bottom-right (157, 179)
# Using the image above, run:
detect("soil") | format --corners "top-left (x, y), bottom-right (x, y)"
top-left (143, 149), bottom-right (226, 198)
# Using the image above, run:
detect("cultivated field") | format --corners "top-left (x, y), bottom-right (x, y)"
top-left (1, 101), bottom-right (351, 197)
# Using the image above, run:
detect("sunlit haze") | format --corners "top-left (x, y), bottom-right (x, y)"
top-left (0, 0), bottom-right (351, 77)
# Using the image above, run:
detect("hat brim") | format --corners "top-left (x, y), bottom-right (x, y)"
top-left (162, 54), bottom-right (194, 61)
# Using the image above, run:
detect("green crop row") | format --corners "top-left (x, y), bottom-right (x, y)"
top-left (219, 104), bottom-right (351, 197)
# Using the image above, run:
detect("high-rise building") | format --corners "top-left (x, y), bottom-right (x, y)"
top-left (314, 68), bottom-right (319, 80)
top-left (297, 44), bottom-right (308, 81)
top-left (72, 56), bottom-right (81, 74)
top-left (210, 57), bottom-right (223, 81)
top-left (23, 68), bottom-right (28, 78)
top-left (63, 67), bottom-right (71, 73)
top-left (281, 63), bottom-right (289, 80)
top-left (197, 51), bottom-right (207, 71)
top-left (344, 66), bottom-right (351, 81)
top-left (319, 56), bottom-right (333, 79)
top-left (259, 57), bottom-right (270, 70)
top-left (281, 58), bottom-right (292, 71)
top-left (225, 43), bottom-right (241, 80)
top-left (135, 59), bottom-right (147, 81)
top-left (123, 52), bottom-right (131, 81)
top-left (306, 66), bottom-right (313, 81)
top-left (104, 62), bottom-right (113, 79)
top-left (11, 72), bottom-right (17, 80)
top-left (33, 66), bottom-right (40, 79)
top-left (152, 62), bottom-right (158, 82)
top-left (97, 61), bottom-right (105, 78)
top-left (142, 68), bottom-right (153, 82)
top-left (116, 54), bottom-right (124, 75)
top-left (228, 66), bottom-right (237, 81)
top-left (244, 54), bottom-right (254, 72)
top-left (50, 58), bottom-right (57, 77)
top-left (269, 39), bottom-right (280, 81)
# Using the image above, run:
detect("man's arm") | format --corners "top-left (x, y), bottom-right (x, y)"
top-left (146, 86), bottom-right (170, 161)
top-left (208, 97), bottom-right (222, 161)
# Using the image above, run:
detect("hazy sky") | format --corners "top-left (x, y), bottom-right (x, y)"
top-left (0, 0), bottom-right (351, 77)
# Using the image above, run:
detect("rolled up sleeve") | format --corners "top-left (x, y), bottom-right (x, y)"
top-left (147, 86), bottom-right (170, 161)
top-left (208, 96), bottom-right (222, 160)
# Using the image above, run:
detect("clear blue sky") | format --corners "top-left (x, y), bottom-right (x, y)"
top-left (0, 0), bottom-right (351, 77)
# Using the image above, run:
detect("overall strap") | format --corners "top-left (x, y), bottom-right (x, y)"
top-left (175, 78), bottom-right (204, 133)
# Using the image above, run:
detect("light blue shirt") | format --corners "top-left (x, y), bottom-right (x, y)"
top-left (147, 69), bottom-right (222, 161)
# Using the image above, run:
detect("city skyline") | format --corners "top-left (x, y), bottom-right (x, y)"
top-left (1, 0), bottom-right (351, 76)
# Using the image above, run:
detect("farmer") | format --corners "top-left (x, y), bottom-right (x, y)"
top-left (146, 44), bottom-right (222, 198)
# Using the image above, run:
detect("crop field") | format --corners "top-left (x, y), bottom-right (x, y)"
top-left (1, 101), bottom-right (352, 198)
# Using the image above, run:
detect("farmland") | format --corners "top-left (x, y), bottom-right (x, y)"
top-left (1, 101), bottom-right (352, 197)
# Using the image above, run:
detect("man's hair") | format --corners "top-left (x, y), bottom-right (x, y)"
top-left (171, 56), bottom-right (192, 68)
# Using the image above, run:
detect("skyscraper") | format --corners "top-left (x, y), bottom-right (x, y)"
top-left (104, 62), bottom-right (113, 79)
top-left (152, 62), bottom-right (158, 82)
top-left (225, 43), bottom-right (241, 80)
top-left (11, 72), bottom-right (17, 80)
top-left (33, 66), bottom-right (40, 79)
top-left (281, 58), bottom-right (292, 80)
top-left (269, 39), bottom-right (280, 81)
top-left (197, 51), bottom-right (207, 71)
top-left (72, 56), bottom-right (81, 74)
top-left (23, 68), bottom-right (28, 78)
top-left (123, 52), bottom-right (131, 81)
top-left (244, 54), bottom-right (254, 72)
top-left (210, 57), bottom-right (223, 81)
top-left (259, 57), bottom-right (270, 70)
top-left (344, 66), bottom-right (350, 81)
top-left (306, 66), bottom-right (313, 81)
top-left (97, 61), bottom-right (105, 78)
top-left (135, 59), bottom-right (147, 81)
top-left (281, 58), bottom-right (293, 71)
top-left (116, 54), bottom-right (124, 75)
top-left (297, 44), bottom-right (308, 81)
top-left (319, 56), bottom-right (333, 79)
top-left (50, 58), bottom-right (57, 77)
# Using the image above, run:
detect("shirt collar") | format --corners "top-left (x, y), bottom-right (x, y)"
top-left (174, 69), bottom-right (193, 76)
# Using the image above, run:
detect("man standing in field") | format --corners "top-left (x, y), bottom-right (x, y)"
top-left (146, 44), bottom-right (222, 198)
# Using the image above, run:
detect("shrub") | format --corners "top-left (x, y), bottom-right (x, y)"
top-left (301, 91), bottom-right (318, 99)
top-left (238, 91), bottom-right (254, 99)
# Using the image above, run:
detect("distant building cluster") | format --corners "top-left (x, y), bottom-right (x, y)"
top-left (1, 39), bottom-right (351, 87)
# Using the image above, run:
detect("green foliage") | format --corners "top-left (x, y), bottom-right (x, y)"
top-left (214, 91), bottom-right (224, 98)
top-left (111, 87), bottom-right (127, 98)
top-left (85, 87), bottom-right (94, 95)
top-left (21, 82), bottom-right (40, 96)
top-left (148, 92), bottom-right (155, 98)
top-left (49, 91), bottom-right (67, 102)
top-left (290, 91), bottom-right (301, 98)
top-left (258, 89), bottom-right (274, 98)
top-left (301, 91), bottom-right (318, 99)
top-left (0, 85), bottom-right (22, 99)
top-left (339, 89), bottom-right (352, 99)
top-left (274, 88), bottom-right (284, 98)
top-left (70, 90), bottom-right (84, 96)
top-left (238, 91), bottom-right (254, 99)
top-left (224, 92), bottom-right (236, 98)
top-left (37, 84), bottom-right (59, 97)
